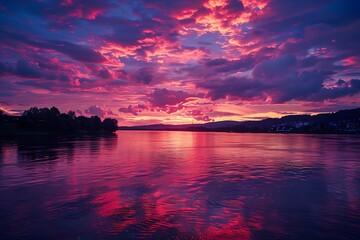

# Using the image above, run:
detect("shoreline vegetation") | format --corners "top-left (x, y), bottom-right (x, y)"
top-left (119, 107), bottom-right (360, 134)
top-left (0, 106), bottom-right (118, 137)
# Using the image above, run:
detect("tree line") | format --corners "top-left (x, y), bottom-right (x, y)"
top-left (1, 106), bottom-right (118, 133)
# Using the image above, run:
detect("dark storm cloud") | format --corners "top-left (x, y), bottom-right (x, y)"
top-left (16, 80), bottom-right (61, 91)
top-left (130, 68), bottom-right (155, 85)
top-left (119, 104), bottom-right (148, 116)
top-left (204, 56), bottom-right (257, 73)
top-left (304, 102), bottom-right (360, 113)
top-left (0, 0), bottom-right (115, 28)
top-left (0, 77), bottom-right (19, 97)
top-left (198, 77), bottom-right (264, 101)
top-left (15, 60), bottom-right (43, 79)
top-left (100, 18), bottom-right (149, 47)
top-left (97, 68), bottom-right (112, 79)
top-left (98, 15), bottom-right (182, 52)
top-left (249, 0), bottom-right (360, 38)
top-left (0, 62), bottom-right (15, 76)
top-left (182, 55), bottom-right (259, 81)
top-left (84, 105), bottom-right (115, 118)
top-left (247, 0), bottom-right (360, 56)
top-left (146, 88), bottom-right (204, 113)
top-left (187, 109), bottom-right (212, 122)
top-left (219, 0), bottom-right (245, 25)
top-left (199, 73), bottom-right (360, 103)
top-left (197, 50), bottom-right (360, 103)
top-left (143, 0), bottom-right (205, 13)
top-left (0, 30), bottom-right (106, 63)
top-left (0, 0), bottom-right (360, 117)
top-left (147, 88), bottom-right (195, 108)
top-left (252, 55), bottom-right (296, 79)
top-left (315, 79), bottom-right (360, 101)
top-left (273, 71), bottom-right (330, 103)
top-left (49, 41), bottom-right (106, 63)
top-left (224, 0), bottom-right (244, 14)
top-left (0, 59), bottom-right (72, 82)
top-left (119, 105), bottom-right (139, 116)
top-left (205, 58), bottom-right (228, 67)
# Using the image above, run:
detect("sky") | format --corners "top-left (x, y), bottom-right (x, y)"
top-left (0, 0), bottom-right (360, 126)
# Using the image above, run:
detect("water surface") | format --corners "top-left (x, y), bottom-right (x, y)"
top-left (0, 131), bottom-right (359, 239)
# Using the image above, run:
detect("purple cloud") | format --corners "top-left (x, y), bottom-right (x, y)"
top-left (187, 109), bottom-right (212, 122)
top-left (118, 104), bottom-right (148, 116)
top-left (0, 0), bottom-right (359, 126)
top-left (1, 30), bottom-right (106, 63)
top-left (147, 88), bottom-right (202, 113)
top-left (148, 88), bottom-right (194, 107)
top-left (84, 105), bottom-right (115, 118)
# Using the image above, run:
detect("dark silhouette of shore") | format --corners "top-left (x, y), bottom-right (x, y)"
top-left (0, 106), bottom-right (118, 136)
top-left (119, 107), bottom-right (360, 134)
top-left (2, 107), bottom-right (359, 136)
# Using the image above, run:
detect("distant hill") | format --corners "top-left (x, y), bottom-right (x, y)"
top-left (119, 107), bottom-right (360, 134)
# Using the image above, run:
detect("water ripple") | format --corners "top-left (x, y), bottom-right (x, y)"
top-left (0, 132), bottom-right (359, 239)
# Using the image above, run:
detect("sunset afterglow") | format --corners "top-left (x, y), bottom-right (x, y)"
top-left (1, 0), bottom-right (359, 125)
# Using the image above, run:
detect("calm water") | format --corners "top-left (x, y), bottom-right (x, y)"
top-left (0, 131), bottom-right (359, 239)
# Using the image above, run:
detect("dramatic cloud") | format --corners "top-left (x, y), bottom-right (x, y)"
top-left (0, 0), bottom-right (359, 125)
top-left (119, 104), bottom-right (148, 116)
top-left (146, 88), bottom-right (203, 114)
top-left (49, 41), bottom-right (107, 63)
top-left (84, 105), bottom-right (115, 118)
top-left (187, 109), bottom-right (212, 122)
top-left (199, 54), bottom-right (360, 103)
top-left (199, 73), bottom-right (360, 103)
top-left (130, 68), bottom-right (156, 85)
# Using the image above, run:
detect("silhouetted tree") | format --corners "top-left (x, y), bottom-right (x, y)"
top-left (102, 118), bottom-right (118, 132)
top-left (68, 111), bottom-right (76, 120)
top-left (50, 106), bottom-right (60, 116)
top-left (91, 116), bottom-right (102, 130)
top-left (18, 106), bottom-right (118, 133)
top-left (0, 109), bottom-right (4, 124)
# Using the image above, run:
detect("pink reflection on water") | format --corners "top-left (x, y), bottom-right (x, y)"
top-left (1, 132), bottom-right (359, 239)
top-left (84, 132), bottom-right (285, 237)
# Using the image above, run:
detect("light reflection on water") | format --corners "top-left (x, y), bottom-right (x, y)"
top-left (0, 131), bottom-right (359, 239)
